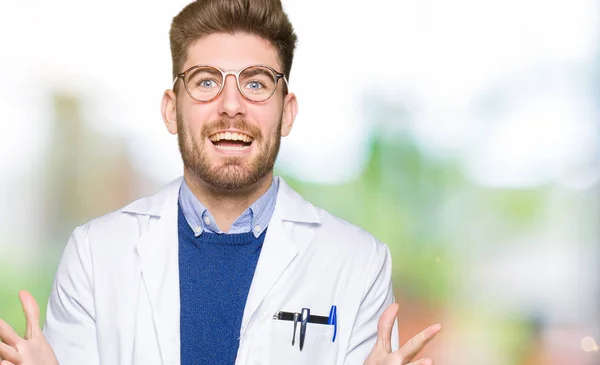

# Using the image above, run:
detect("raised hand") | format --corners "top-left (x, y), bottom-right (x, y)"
top-left (0, 291), bottom-right (59, 365)
top-left (364, 303), bottom-right (442, 365)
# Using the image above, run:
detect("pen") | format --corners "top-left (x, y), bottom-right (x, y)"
top-left (275, 311), bottom-right (328, 324)
top-left (292, 312), bottom-right (300, 346)
top-left (299, 308), bottom-right (310, 351)
top-left (328, 305), bottom-right (337, 343)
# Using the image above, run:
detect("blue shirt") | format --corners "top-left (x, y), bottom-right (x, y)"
top-left (178, 177), bottom-right (279, 237)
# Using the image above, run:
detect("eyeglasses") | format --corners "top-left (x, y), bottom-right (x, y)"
top-left (173, 64), bottom-right (288, 103)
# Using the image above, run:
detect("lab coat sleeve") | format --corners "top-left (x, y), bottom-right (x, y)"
top-left (343, 240), bottom-right (399, 364)
top-left (43, 224), bottom-right (100, 365)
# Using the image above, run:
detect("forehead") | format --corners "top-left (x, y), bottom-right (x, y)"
top-left (183, 32), bottom-right (282, 72)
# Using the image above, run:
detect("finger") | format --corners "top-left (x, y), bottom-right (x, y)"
top-left (1, 360), bottom-right (17, 365)
top-left (406, 358), bottom-right (433, 365)
top-left (0, 320), bottom-right (21, 347)
top-left (19, 290), bottom-right (41, 340)
top-left (0, 342), bottom-right (20, 364)
top-left (397, 323), bottom-right (442, 362)
top-left (375, 303), bottom-right (400, 353)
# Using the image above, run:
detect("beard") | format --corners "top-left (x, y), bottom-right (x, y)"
top-left (177, 112), bottom-right (282, 192)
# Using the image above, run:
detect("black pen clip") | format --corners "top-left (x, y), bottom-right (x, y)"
top-left (299, 308), bottom-right (310, 351)
top-left (291, 312), bottom-right (300, 346)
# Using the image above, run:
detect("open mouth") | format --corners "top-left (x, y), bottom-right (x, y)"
top-left (208, 131), bottom-right (253, 151)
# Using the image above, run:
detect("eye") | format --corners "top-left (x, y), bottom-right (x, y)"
top-left (246, 81), bottom-right (264, 90)
top-left (198, 79), bottom-right (218, 88)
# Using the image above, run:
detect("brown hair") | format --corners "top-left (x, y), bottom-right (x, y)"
top-left (169, 0), bottom-right (297, 83)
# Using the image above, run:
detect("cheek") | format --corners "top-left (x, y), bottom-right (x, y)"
top-left (248, 106), bottom-right (282, 136)
top-left (180, 106), bottom-right (214, 137)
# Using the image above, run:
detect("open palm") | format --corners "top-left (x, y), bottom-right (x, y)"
top-left (364, 303), bottom-right (442, 365)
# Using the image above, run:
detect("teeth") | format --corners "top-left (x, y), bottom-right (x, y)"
top-left (209, 132), bottom-right (253, 142)
top-left (214, 144), bottom-right (250, 151)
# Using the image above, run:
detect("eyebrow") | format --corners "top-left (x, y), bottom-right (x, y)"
top-left (190, 67), bottom-right (222, 77)
top-left (241, 68), bottom-right (272, 78)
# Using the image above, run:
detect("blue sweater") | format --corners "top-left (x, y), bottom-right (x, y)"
top-left (178, 203), bottom-right (266, 365)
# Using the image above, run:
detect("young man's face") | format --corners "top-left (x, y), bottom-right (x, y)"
top-left (162, 32), bottom-right (297, 192)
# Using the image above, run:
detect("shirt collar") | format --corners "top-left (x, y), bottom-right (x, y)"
top-left (178, 177), bottom-right (279, 238)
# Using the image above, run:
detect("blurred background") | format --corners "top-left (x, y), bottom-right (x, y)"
top-left (1, 0), bottom-right (599, 364)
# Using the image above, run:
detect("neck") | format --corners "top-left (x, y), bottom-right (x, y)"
top-left (183, 169), bottom-right (274, 233)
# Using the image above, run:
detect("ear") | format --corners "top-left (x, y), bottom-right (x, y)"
top-left (281, 92), bottom-right (298, 137)
top-left (161, 89), bottom-right (178, 135)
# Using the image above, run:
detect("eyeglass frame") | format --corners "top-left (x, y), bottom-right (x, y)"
top-left (172, 64), bottom-right (289, 103)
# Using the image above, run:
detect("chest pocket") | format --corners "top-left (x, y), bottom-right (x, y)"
top-left (266, 319), bottom-right (338, 365)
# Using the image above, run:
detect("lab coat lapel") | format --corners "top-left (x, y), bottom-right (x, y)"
top-left (132, 179), bottom-right (181, 365)
top-left (240, 178), bottom-right (321, 333)
top-left (241, 209), bottom-right (296, 332)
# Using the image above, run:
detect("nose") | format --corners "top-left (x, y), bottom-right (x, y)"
top-left (217, 74), bottom-right (246, 118)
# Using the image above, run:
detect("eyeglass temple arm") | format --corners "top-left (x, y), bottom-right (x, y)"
top-left (172, 74), bottom-right (184, 90)
top-left (279, 74), bottom-right (289, 87)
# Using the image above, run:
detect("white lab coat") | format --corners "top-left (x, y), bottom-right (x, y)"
top-left (43, 176), bottom-right (398, 365)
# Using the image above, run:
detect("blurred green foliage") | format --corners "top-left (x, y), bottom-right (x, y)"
top-left (280, 135), bottom-right (461, 304)
top-left (0, 258), bottom-right (56, 335)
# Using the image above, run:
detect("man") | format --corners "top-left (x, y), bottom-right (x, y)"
top-left (0, 1), bottom-right (441, 364)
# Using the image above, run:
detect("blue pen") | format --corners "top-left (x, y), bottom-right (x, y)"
top-left (328, 305), bottom-right (337, 342)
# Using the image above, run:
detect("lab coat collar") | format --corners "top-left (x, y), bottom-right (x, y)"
top-left (122, 176), bottom-right (183, 217)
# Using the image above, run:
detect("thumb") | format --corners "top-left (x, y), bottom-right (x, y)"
top-left (18, 290), bottom-right (41, 340)
top-left (374, 303), bottom-right (399, 353)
